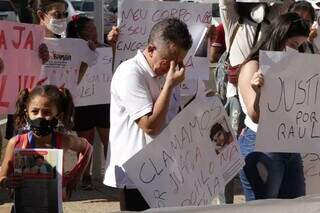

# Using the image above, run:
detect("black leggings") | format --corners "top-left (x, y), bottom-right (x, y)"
top-left (119, 188), bottom-right (150, 211)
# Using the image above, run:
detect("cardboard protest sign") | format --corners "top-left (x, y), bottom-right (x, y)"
top-left (74, 47), bottom-right (113, 107)
top-left (303, 153), bottom-right (320, 194)
top-left (0, 20), bottom-right (44, 114)
top-left (124, 97), bottom-right (244, 208)
top-left (14, 149), bottom-right (63, 213)
top-left (40, 38), bottom-right (97, 98)
top-left (116, 0), bottom-right (212, 80)
top-left (256, 51), bottom-right (320, 153)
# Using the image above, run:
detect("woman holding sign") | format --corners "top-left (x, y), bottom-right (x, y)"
top-left (66, 15), bottom-right (119, 190)
top-left (28, 0), bottom-right (98, 91)
top-left (238, 13), bottom-right (309, 201)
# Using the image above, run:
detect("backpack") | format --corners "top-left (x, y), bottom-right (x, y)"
top-left (215, 22), bottom-right (262, 104)
top-left (214, 23), bottom-right (239, 105)
top-left (215, 51), bottom-right (229, 105)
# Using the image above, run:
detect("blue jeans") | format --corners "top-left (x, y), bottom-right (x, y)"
top-left (238, 127), bottom-right (305, 201)
top-left (225, 96), bottom-right (245, 137)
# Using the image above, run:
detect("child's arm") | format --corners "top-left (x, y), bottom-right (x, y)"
top-left (62, 135), bottom-right (92, 198)
top-left (0, 137), bottom-right (23, 189)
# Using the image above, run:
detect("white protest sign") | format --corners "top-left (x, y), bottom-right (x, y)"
top-left (124, 97), bottom-right (244, 208)
top-left (0, 20), bottom-right (44, 114)
top-left (74, 47), bottom-right (113, 106)
top-left (116, 0), bottom-right (211, 80)
top-left (40, 38), bottom-right (97, 98)
top-left (303, 153), bottom-right (320, 194)
top-left (256, 51), bottom-right (320, 153)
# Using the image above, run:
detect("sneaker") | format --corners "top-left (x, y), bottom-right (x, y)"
top-left (81, 175), bottom-right (93, 190)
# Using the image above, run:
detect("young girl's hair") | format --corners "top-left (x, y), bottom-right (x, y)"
top-left (28, 0), bottom-right (68, 24)
top-left (15, 85), bottom-right (74, 130)
top-left (66, 15), bottom-right (92, 39)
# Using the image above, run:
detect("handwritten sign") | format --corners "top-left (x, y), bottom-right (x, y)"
top-left (74, 47), bottom-right (113, 106)
top-left (0, 20), bottom-right (44, 114)
top-left (116, 0), bottom-right (212, 80)
top-left (124, 97), bottom-right (244, 208)
top-left (303, 153), bottom-right (320, 194)
top-left (256, 51), bottom-right (320, 153)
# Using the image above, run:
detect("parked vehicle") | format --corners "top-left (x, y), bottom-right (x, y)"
top-left (0, 0), bottom-right (19, 22)
top-left (70, 0), bottom-right (95, 19)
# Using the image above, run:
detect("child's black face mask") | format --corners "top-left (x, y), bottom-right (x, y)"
top-left (27, 117), bottom-right (58, 136)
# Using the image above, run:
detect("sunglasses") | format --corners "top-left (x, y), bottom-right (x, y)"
top-left (46, 11), bottom-right (69, 19)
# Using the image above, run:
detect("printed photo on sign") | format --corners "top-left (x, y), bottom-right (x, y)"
top-left (209, 117), bottom-right (233, 155)
top-left (124, 97), bottom-right (244, 208)
top-left (14, 152), bottom-right (55, 179)
top-left (14, 149), bottom-right (63, 213)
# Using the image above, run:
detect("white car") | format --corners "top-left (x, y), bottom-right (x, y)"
top-left (66, 0), bottom-right (94, 18)
top-left (0, 0), bottom-right (19, 22)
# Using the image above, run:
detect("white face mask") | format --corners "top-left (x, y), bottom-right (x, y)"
top-left (250, 4), bottom-right (266, 24)
top-left (46, 17), bottom-right (67, 35)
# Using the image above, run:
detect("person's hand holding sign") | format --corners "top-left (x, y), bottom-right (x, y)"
top-left (251, 70), bottom-right (264, 93)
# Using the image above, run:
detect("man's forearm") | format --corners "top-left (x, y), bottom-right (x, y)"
top-left (138, 83), bottom-right (174, 136)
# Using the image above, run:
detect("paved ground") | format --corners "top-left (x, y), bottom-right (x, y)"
top-left (0, 124), bottom-right (245, 212)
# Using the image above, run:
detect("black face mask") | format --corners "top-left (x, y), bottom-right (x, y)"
top-left (27, 117), bottom-right (58, 136)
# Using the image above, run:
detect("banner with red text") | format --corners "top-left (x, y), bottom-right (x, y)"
top-left (116, 0), bottom-right (212, 80)
top-left (0, 20), bottom-right (44, 114)
top-left (124, 97), bottom-right (244, 208)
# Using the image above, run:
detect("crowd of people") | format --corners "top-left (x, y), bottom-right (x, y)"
top-left (0, 0), bottom-right (318, 211)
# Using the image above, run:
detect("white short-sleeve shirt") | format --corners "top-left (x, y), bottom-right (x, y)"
top-left (103, 50), bottom-right (163, 189)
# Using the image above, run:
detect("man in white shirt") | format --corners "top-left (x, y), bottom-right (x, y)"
top-left (104, 18), bottom-right (193, 211)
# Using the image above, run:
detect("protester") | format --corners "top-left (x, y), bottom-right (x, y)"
top-left (5, 0), bottom-right (74, 142)
top-left (238, 12), bottom-right (309, 200)
top-left (66, 15), bottom-right (118, 190)
top-left (219, 0), bottom-right (293, 137)
top-left (103, 18), bottom-right (192, 211)
top-left (288, 0), bottom-right (319, 53)
top-left (0, 85), bottom-right (92, 201)
top-left (28, 0), bottom-right (97, 82)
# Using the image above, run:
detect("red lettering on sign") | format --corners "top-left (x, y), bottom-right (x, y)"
top-left (24, 31), bottom-right (34, 50)
top-left (0, 30), bottom-right (7, 50)
top-left (0, 75), bottom-right (9, 108)
top-left (12, 26), bottom-right (26, 49)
